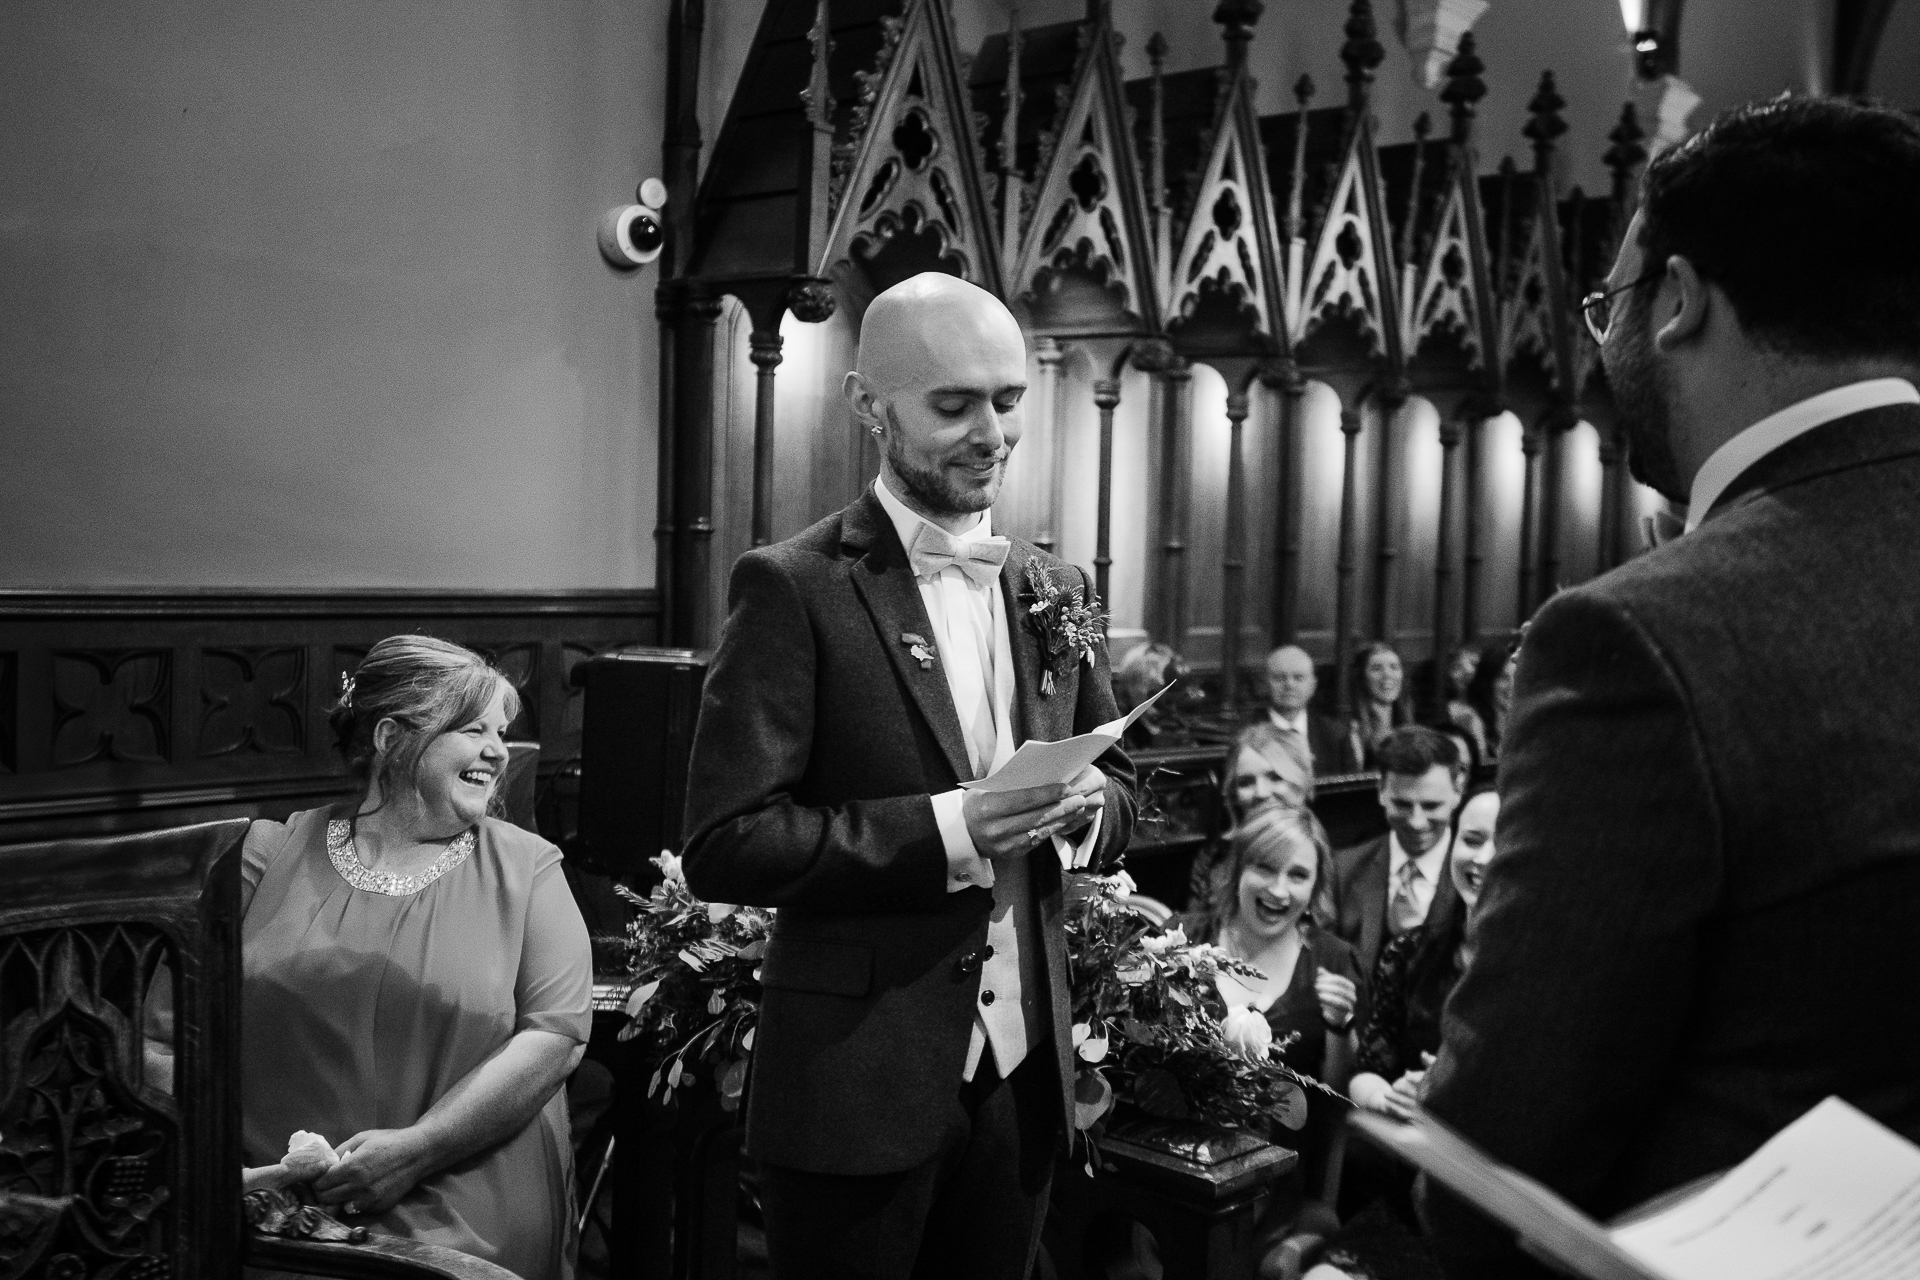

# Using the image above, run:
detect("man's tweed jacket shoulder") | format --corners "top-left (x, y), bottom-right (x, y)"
top-left (1419, 403), bottom-right (1920, 1275)
top-left (681, 488), bottom-right (1138, 1176)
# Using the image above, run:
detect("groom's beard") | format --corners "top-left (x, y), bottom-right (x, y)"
top-left (1606, 305), bottom-right (1688, 503)
top-left (883, 405), bottom-right (1007, 517)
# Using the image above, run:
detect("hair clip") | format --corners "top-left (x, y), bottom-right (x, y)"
top-left (337, 672), bottom-right (357, 705)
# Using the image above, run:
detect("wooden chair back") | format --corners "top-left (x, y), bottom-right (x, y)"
top-left (0, 818), bottom-right (248, 1278)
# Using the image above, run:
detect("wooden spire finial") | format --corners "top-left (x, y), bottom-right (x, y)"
top-left (1214, 0), bottom-right (1263, 69)
top-left (1523, 70), bottom-right (1568, 176)
top-left (1341, 0), bottom-right (1385, 108)
top-left (1286, 74), bottom-right (1316, 242)
top-left (1440, 29), bottom-right (1486, 144)
top-left (1604, 101), bottom-right (1648, 205)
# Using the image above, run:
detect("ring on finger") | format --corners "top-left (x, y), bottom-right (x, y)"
top-left (1026, 826), bottom-right (1045, 847)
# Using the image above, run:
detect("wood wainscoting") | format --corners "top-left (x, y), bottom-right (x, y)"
top-left (0, 589), bottom-right (660, 844)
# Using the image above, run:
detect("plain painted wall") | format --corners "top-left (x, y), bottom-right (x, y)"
top-left (2, 0), bottom-right (663, 589)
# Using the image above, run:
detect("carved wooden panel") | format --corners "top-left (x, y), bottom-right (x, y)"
top-left (0, 924), bottom-right (180, 1279)
top-left (1409, 180), bottom-right (1487, 368)
top-left (1298, 135), bottom-right (1396, 358)
top-left (199, 647), bottom-right (305, 759)
top-left (1164, 71), bottom-right (1283, 344)
top-left (50, 650), bottom-right (171, 769)
top-left (0, 591), bottom-right (660, 843)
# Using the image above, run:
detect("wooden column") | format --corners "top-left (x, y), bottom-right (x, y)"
top-left (1517, 417), bottom-right (1543, 625)
top-left (1271, 365), bottom-right (1306, 645)
top-left (1036, 338), bottom-right (1065, 554)
top-left (1093, 378), bottom-right (1120, 607)
top-left (1158, 364), bottom-right (1193, 648)
top-left (1220, 384), bottom-right (1253, 710)
top-left (749, 329), bottom-right (784, 547)
top-left (1370, 385), bottom-right (1411, 642)
top-left (669, 294), bottom-right (723, 649)
top-left (1431, 412), bottom-right (1465, 717)
top-left (1538, 410), bottom-right (1568, 600)
top-left (653, 286), bottom-right (682, 641)
top-left (1332, 402), bottom-right (1364, 716)
top-left (1461, 410), bottom-right (1486, 643)
top-left (1595, 420), bottom-right (1622, 571)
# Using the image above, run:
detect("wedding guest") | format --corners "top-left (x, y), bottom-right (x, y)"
top-left (1462, 638), bottom-right (1517, 760)
top-left (1114, 640), bottom-right (1193, 749)
top-left (1327, 726), bottom-right (1465, 978)
top-left (1182, 805), bottom-right (1364, 1194)
top-left (1263, 645), bottom-right (1360, 776)
top-left (242, 635), bottom-right (591, 1280)
top-left (681, 273), bottom-right (1136, 1280)
top-left (1441, 645), bottom-right (1489, 762)
top-left (1423, 97), bottom-right (1920, 1277)
top-left (1187, 721), bottom-right (1316, 906)
top-left (1351, 786), bottom-right (1499, 1122)
top-left (1344, 642), bottom-right (1413, 769)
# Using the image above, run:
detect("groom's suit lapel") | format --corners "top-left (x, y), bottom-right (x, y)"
top-left (1000, 541), bottom-right (1076, 746)
top-left (844, 490), bottom-right (974, 785)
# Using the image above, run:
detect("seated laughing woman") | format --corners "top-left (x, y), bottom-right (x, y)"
top-left (1180, 806), bottom-right (1364, 1200)
top-left (241, 635), bottom-right (592, 1280)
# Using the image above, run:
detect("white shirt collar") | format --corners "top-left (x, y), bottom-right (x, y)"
top-left (1388, 830), bottom-right (1449, 881)
top-left (1268, 707), bottom-right (1308, 734)
top-left (873, 474), bottom-right (991, 567)
top-left (1685, 378), bottom-right (1919, 532)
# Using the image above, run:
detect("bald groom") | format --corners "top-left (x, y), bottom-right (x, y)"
top-left (682, 273), bottom-right (1138, 1280)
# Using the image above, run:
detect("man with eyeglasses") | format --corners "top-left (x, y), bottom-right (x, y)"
top-left (1417, 97), bottom-right (1920, 1278)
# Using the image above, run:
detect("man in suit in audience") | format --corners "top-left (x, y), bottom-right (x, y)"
top-left (1328, 725), bottom-right (1464, 979)
top-left (681, 272), bottom-right (1137, 1280)
top-left (1262, 644), bottom-right (1361, 776)
top-left (1420, 97), bottom-right (1920, 1276)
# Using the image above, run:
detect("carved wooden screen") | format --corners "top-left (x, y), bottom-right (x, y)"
top-left (0, 819), bottom-right (246, 1280)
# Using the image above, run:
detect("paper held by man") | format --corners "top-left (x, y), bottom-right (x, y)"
top-left (1352, 1097), bottom-right (1920, 1280)
top-left (956, 682), bottom-right (1172, 796)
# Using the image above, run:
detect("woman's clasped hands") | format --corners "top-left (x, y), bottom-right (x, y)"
top-left (311, 1128), bottom-right (438, 1217)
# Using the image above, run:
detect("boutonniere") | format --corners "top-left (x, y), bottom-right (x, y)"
top-left (900, 632), bottom-right (938, 671)
top-left (1020, 563), bottom-right (1107, 696)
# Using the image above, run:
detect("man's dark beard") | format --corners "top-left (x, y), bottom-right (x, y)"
top-left (882, 405), bottom-right (1003, 517)
top-left (1604, 302), bottom-right (1689, 503)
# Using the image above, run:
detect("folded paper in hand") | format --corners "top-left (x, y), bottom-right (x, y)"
top-left (1351, 1096), bottom-right (1920, 1280)
top-left (959, 683), bottom-right (1173, 795)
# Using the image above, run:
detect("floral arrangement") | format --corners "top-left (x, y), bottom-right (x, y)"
top-left (615, 852), bottom-right (771, 1111)
top-left (616, 859), bottom-right (1340, 1141)
top-left (1021, 563), bottom-right (1108, 695)
top-left (1063, 871), bottom-right (1343, 1145)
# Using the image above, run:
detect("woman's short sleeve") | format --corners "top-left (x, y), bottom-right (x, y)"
top-left (240, 818), bottom-right (294, 919)
top-left (515, 851), bottom-right (594, 1042)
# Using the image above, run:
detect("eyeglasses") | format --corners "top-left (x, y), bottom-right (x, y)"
top-left (1579, 268), bottom-right (1665, 345)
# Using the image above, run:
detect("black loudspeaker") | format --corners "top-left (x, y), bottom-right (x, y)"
top-left (572, 646), bottom-right (709, 882)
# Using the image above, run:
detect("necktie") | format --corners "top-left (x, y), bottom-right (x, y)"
top-left (1389, 859), bottom-right (1425, 935)
top-left (907, 523), bottom-right (1010, 586)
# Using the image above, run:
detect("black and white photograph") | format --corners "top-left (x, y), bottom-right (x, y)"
top-left (5, 2), bottom-right (1920, 1279)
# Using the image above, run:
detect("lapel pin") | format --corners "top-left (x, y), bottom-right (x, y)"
top-left (900, 632), bottom-right (938, 671)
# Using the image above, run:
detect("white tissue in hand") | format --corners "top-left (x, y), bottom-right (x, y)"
top-left (281, 1130), bottom-right (339, 1180)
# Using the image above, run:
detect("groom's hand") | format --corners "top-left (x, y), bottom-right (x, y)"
top-left (962, 769), bottom-right (1107, 860)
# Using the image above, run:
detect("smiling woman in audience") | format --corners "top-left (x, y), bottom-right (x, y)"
top-left (1181, 805), bottom-right (1365, 1200)
top-left (240, 635), bottom-right (592, 1280)
top-left (1187, 721), bottom-right (1315, 906)
top-left (1345, 642), bottom-right (1414, 768)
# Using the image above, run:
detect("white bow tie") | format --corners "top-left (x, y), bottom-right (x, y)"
top-left (907, 523), bottom-right (1010, 586)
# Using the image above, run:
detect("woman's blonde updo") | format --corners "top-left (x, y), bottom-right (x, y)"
top-left (330, 635), bottom-right (520, 809)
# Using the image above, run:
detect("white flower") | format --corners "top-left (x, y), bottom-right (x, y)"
top-left (1077, 1033), bottom-right (1110, 1064)
top-left (707, 901), bottom-right (737, 923)
top-left (1221, 1005), bottom-right (1273, 1061)
top-left (655, 850), bottom-right (685, 884)
top-left (281, 1130), bottom-right (339, 1181)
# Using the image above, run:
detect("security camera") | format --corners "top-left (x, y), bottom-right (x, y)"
top-left (598, 178), bottom-right (669, 269)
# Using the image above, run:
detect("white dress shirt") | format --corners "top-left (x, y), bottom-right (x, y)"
top-left (1685, 378), bottom-right (1919, 532)
top-left (1267, 707), bottom-right (1314, 769)
top-left (1387, 830), bottom-right (1450, 930)
top-left (873, 476), bottom-right (1102, 1079)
